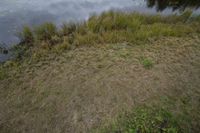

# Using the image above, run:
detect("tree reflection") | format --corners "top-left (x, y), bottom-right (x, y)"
top-left (146, 0), bottom-right (200, 11)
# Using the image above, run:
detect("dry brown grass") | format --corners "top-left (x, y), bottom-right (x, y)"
top-left (0, 35), bottom-right (200, 132)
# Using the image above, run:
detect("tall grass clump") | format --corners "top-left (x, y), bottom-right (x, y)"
top-left (87, 11), bottom-right (142, 33)
top-left (61, 22), bottom-right (77, 36)
top-left (114, 13), bottom-right (141, 31)
top-left (87, 14), bottom-right (103, 33)
top-left (34, 22), bottom-right (63, 49)
top-left (34, 22), bottom-right (57, 42)
top-left (85, 11), bottom-right (197, 45)
top-left (19, 26), bottom-right (34, 45)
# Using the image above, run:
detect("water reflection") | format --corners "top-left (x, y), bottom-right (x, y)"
top-left (147, 0), bottom-right (200, 11)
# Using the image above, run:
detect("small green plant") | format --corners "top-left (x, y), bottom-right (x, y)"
top-left (140, 57), bottom-right (153, 69)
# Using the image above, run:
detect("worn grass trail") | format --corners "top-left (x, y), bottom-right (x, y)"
top-left (0, 36), bottom-right (200, 132)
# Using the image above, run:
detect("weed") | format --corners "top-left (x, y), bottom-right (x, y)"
top-left (140, 57), bottom-right (153, 69)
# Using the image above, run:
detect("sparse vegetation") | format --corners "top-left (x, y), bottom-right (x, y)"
top-left (0, 11), bottom-right (200, 133)
top-left (98, 106), bottom-right (181, 133)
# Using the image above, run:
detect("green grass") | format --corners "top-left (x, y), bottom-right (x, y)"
top-left (98, 106), bottom-right (181, 133)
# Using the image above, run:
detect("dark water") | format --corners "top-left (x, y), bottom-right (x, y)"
top-left (0, 0), bottom-right (200, 62)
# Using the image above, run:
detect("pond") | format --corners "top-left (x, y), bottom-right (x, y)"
top-left (0, 0), bottom-right (200, 62)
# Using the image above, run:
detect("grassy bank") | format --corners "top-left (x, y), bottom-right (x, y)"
top-left (13, 11), bottom-right (200, 61)
top-left (0, 11), bottom-right (200, 133)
